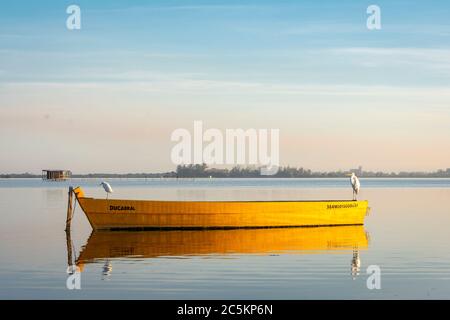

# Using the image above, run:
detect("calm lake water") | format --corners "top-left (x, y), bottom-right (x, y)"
top-left (1, 178), bottom-right (450, 299)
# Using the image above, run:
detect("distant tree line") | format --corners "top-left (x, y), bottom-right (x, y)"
top-left (173, 165), bottom-right (450, 178)
top-left (1, 166), bottom-right (450, 178)
top-left (175, 164), bottom-right (313, 178)
top-left (0, 173), bottom-right (38, 178)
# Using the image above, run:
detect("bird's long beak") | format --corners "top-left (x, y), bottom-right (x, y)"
top-left (346, 173), bottom-right (352, 176)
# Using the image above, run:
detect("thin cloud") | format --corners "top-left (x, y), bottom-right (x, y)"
top-left (2, 80), bottom-right (450, 98)
top-left (91, 4), bottom-right (269, 14)
top-left (328, 47), bottom-right (450, 72)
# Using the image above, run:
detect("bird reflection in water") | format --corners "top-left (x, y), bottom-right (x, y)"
top-left (351, 249), bottom-right (361, 280)
top-left (102, 260), bottom-right (113, 280)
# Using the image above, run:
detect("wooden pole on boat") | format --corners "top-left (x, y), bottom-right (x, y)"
top-left (65, 186), bottom-right (74, 231)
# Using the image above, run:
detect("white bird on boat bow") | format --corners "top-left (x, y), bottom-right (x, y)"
top-left (100, 181), bottom-right (113, 199)
top-left (349, 173), bottom-right (360, 200)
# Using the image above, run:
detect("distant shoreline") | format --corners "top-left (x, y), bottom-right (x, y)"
top-left (2, 165), bottom-right (450, 179)
top-left (2, 172), bottom-right (450, 179)
top-left (2, 176), bottom-right (450, 179)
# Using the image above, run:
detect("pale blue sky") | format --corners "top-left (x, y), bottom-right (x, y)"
top-left (1, 1), bottom-right (449, 173)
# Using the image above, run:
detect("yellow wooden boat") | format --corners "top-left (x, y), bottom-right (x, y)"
top-left (71, 186), bottom-right (369, 230)
top-left (76, 226), bottom-right (369, 268)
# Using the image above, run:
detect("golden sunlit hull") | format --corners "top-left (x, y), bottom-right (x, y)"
top-left (76, 226), bottom-right (369, 267)
top-left (73, 187), bottom-right (369, 230)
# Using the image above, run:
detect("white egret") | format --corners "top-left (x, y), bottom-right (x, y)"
top-left (100, 181), bottom-right (113, 199)
top-left (349, 173), bottom-right (360, 200)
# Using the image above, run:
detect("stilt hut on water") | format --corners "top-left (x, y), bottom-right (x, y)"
top-left (42, 170), bottom-right (72, 181)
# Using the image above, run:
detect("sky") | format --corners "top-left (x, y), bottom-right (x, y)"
top-left (1, 0), bottom-right (449, 173)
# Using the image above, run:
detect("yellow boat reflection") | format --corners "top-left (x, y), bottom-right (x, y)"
top-left (75, 226), bottom-right (369, 269)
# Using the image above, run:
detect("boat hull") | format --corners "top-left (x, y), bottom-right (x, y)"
top-left (74, 188), bottom-right (369, 230)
